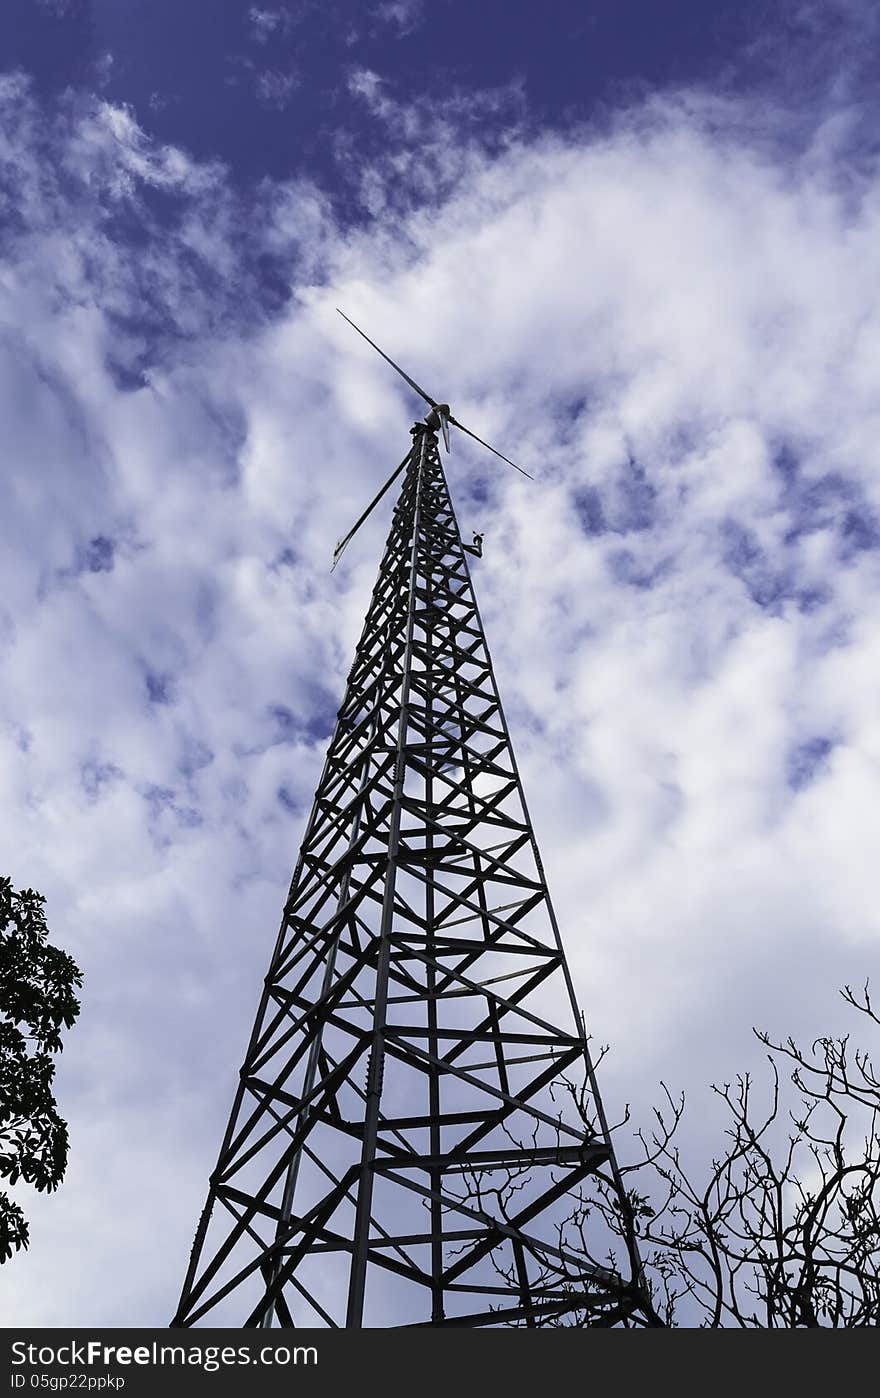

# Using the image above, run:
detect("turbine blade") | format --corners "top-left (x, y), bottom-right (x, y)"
top-left (439, 410), bottom-right (450, 453)
top-left (337, 309), bottom-right (438, 410)
top-left (331, 447), bottom-right (413, 572)
top-left (448, 416), bottom-right (534, 480)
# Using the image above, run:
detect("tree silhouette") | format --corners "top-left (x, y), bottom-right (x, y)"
top-left (618, 982), bottom-right (880, 1326)
top-left (456, 986), bottom-right (880, 1326)
top-left (0, 877), bottom-right (83, 1263)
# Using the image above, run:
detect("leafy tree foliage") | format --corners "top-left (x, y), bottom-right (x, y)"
top-left (0, 877), bottom-right (83, 1263)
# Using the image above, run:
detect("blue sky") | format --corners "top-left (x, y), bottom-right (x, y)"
top-left (0, 3), bottom-right (776, 184)
top-left (3, 2), bottom-right (873, 198)
top-left (1, 0), bottom-right (880, 1325)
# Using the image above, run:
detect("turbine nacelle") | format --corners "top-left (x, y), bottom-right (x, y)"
top-left (336, 309), bottom-right (530, 480)
top-left (424, 403), bottom-right (451, 451)
top-left (332, 309), bottom-right (533, 570)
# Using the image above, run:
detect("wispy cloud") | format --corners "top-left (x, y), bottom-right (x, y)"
top-left (342, 66), bottom-right (527, 214)
top-left (246, 5), bottom-right (301, 45)
top-left (254, 66), bottom-right (300, 110)
top-left (33, 0), bottom-right (79, 14)
top-left (371, 0), bottom-right (425, 38)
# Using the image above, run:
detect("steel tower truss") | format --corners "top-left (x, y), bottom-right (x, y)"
top-left (174, 423), bottom-right (646, 1329)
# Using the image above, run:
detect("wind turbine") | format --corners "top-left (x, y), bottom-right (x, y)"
top-left (331, 309), bottom-right (532, 570)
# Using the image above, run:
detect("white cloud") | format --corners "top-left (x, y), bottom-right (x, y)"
top-left (1, 70), bottom-right (880, 1322)
top-left (371, 0), bottom-right (424, 38)
top-left (254, 67), bottom-right (300, 111)
top-left (33, 0), bottom-right (77, 14)
top-left (342, 67), bottom-right (527, 215)
top-left (247, 6), bottom-right (298, 44)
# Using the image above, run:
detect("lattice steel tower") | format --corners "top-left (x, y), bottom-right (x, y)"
top-left (173, 328), bottom-right (651, 1329)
